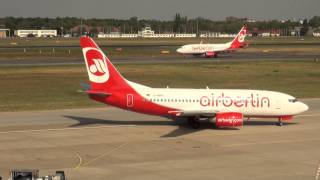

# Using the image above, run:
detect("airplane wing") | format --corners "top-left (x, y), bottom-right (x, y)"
top-left (213, 47), bottom-right (244, 54)
top-left (215, 49), bottom-right (236, 54)
top-left (168, 109), bottom-right (218, 117)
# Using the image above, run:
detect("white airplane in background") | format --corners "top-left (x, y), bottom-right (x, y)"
top-left (177, 25), bottom-right (247, 58)
top-left (80, 36), bottom-right (308, 129)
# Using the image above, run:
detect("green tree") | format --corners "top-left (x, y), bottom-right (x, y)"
top-left (309, 16), bottom-right (320, 28)
top-left (300, 19), bottom-right (309, 36)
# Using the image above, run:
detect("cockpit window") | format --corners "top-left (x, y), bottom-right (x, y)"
top-left (289, 99), bottom-right (298, 103)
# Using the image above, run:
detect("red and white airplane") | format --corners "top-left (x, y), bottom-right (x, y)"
top-left (80, 36), bottom-right (308, 128)
top-left (177, 25), bottom-right (247, 58)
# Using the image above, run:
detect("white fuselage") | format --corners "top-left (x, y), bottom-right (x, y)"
top-left (129, 81), bottom-right (309, 117)
top-left (177, 43), bottom-right (231, 54)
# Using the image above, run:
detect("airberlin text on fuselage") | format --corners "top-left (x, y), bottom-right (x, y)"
top-left (200, 93), bottom-right (270, 108)
top-left (192, 45), bottom-right (213, 52)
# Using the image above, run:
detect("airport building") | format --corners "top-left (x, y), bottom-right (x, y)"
top-left (14, 29), bottom-right (57, 37)
top-left (98, 32), bottom-right (138, 38)
top-left (200, 33), bottom-right (237, 38)
top-left (138, 26), bottom-right (155, 38)
top-left (98, 26), bottom-right (196, 38)
top-left (175, 33), bottom-right (197, 38)
top-left (0, 29), bottom-right (10, 38)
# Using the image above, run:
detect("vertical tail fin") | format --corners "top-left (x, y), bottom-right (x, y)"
top-left (80, 36), bottom-right (128, 91)
top-left (230, 25), bottom-right (247, 49)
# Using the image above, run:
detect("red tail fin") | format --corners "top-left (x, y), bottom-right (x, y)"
top-left (80, 36), bottom-right (128, 91)
top-left (230, 25), bottom-right (247, 49)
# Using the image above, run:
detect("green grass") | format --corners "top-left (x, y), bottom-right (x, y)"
top-left (0, 61), bottom-right (319, 112)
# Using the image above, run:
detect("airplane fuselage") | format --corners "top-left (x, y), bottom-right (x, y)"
top-left (91, 81), bottom-right (308, 119)
top-left (177, 43), bottom-right (231, 54)
top-left (177, 26), bottom-right (247, 57)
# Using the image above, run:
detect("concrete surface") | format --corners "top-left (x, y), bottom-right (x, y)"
top-left (0, 99), bottom-right (319, 179)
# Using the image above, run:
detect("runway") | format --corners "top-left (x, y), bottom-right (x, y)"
top-left (0, 99), bottom-right (319, 179)
top-left (0, 51), bottom-right (319, 66)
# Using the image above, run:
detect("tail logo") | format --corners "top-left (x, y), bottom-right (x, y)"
top-left (89, 59), bottom-right (107, 74)
top-left (237, 29), bottom-right (246, 43)
top-left (83, 47), bottom-right (109, 83)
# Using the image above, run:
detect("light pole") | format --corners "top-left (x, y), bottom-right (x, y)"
top-left (80, 18), bottom-right (83, 36)
top-left (196, 18), bottom-right (199, 37)
top-left (60, 27), bottom-right (64, 37)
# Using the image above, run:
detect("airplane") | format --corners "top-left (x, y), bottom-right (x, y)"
top-left (80, 36), bottom-right (308, 129)
top-left (177, 25), bottom-right (247, 58)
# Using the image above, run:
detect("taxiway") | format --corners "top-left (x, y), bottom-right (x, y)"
top-left (0, 99), bottom-right (319, 179)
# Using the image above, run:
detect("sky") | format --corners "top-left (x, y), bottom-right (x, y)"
top-left (0, 0), bottom-right (319, 21)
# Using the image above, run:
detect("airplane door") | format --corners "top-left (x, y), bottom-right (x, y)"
top-left (127, 94), bottom-right (134, 108)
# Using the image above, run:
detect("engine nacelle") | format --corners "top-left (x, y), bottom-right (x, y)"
top-left (279, 115), bottom-right (293, 121)
top-left (215, 112), bottom-right (243, 128)
top-left (205, 51), bottom-right (216, 58)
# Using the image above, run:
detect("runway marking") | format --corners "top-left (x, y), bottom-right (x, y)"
top-left (316, 162), bottom-right (320, 180)
top-left (0, 125), bottom-right (136, 134)
top-left (73, 142), bottom-right (129, 170)
top-left (74, 152), bottom-right (83, 170)
top-left (221, 138), bottom-right (320, 148)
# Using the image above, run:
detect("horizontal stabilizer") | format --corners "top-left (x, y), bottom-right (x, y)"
top-left (85, 90), bottom-right (112, 97)
top-left (79, 82), bottom-right (111, 97)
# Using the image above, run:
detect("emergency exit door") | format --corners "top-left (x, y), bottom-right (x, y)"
top-left (127, 94), bottom-right (134, 108)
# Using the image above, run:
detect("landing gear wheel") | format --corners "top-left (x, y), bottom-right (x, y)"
top-left (277, 118), bottom-right (283, 126)
top-left (276, 122), bottom-right (283, 126)
top-left (188, 117), bottom-right (200, 129)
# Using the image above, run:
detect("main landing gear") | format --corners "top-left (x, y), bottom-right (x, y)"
top-left (187, 117), bottom-right (200, 129)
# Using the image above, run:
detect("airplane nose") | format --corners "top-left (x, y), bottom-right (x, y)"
top-left (299, 102), bottom-right (309, 113)
top-left (302, 103), bottom-right (309, 112)
top-left (177, 48), bottom-right (183, 53)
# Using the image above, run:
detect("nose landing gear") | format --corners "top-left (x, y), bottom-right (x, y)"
top-left (277, 118), bottom-right (283, 126)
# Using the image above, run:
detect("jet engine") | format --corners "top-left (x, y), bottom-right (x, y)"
top-left (215, 112), bottom-right (243, 128)
top-left (204, 51), bottom-right (216, 58)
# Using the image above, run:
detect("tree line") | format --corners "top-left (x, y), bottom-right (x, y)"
top-left (0, 14), bottom-right (319, 36)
